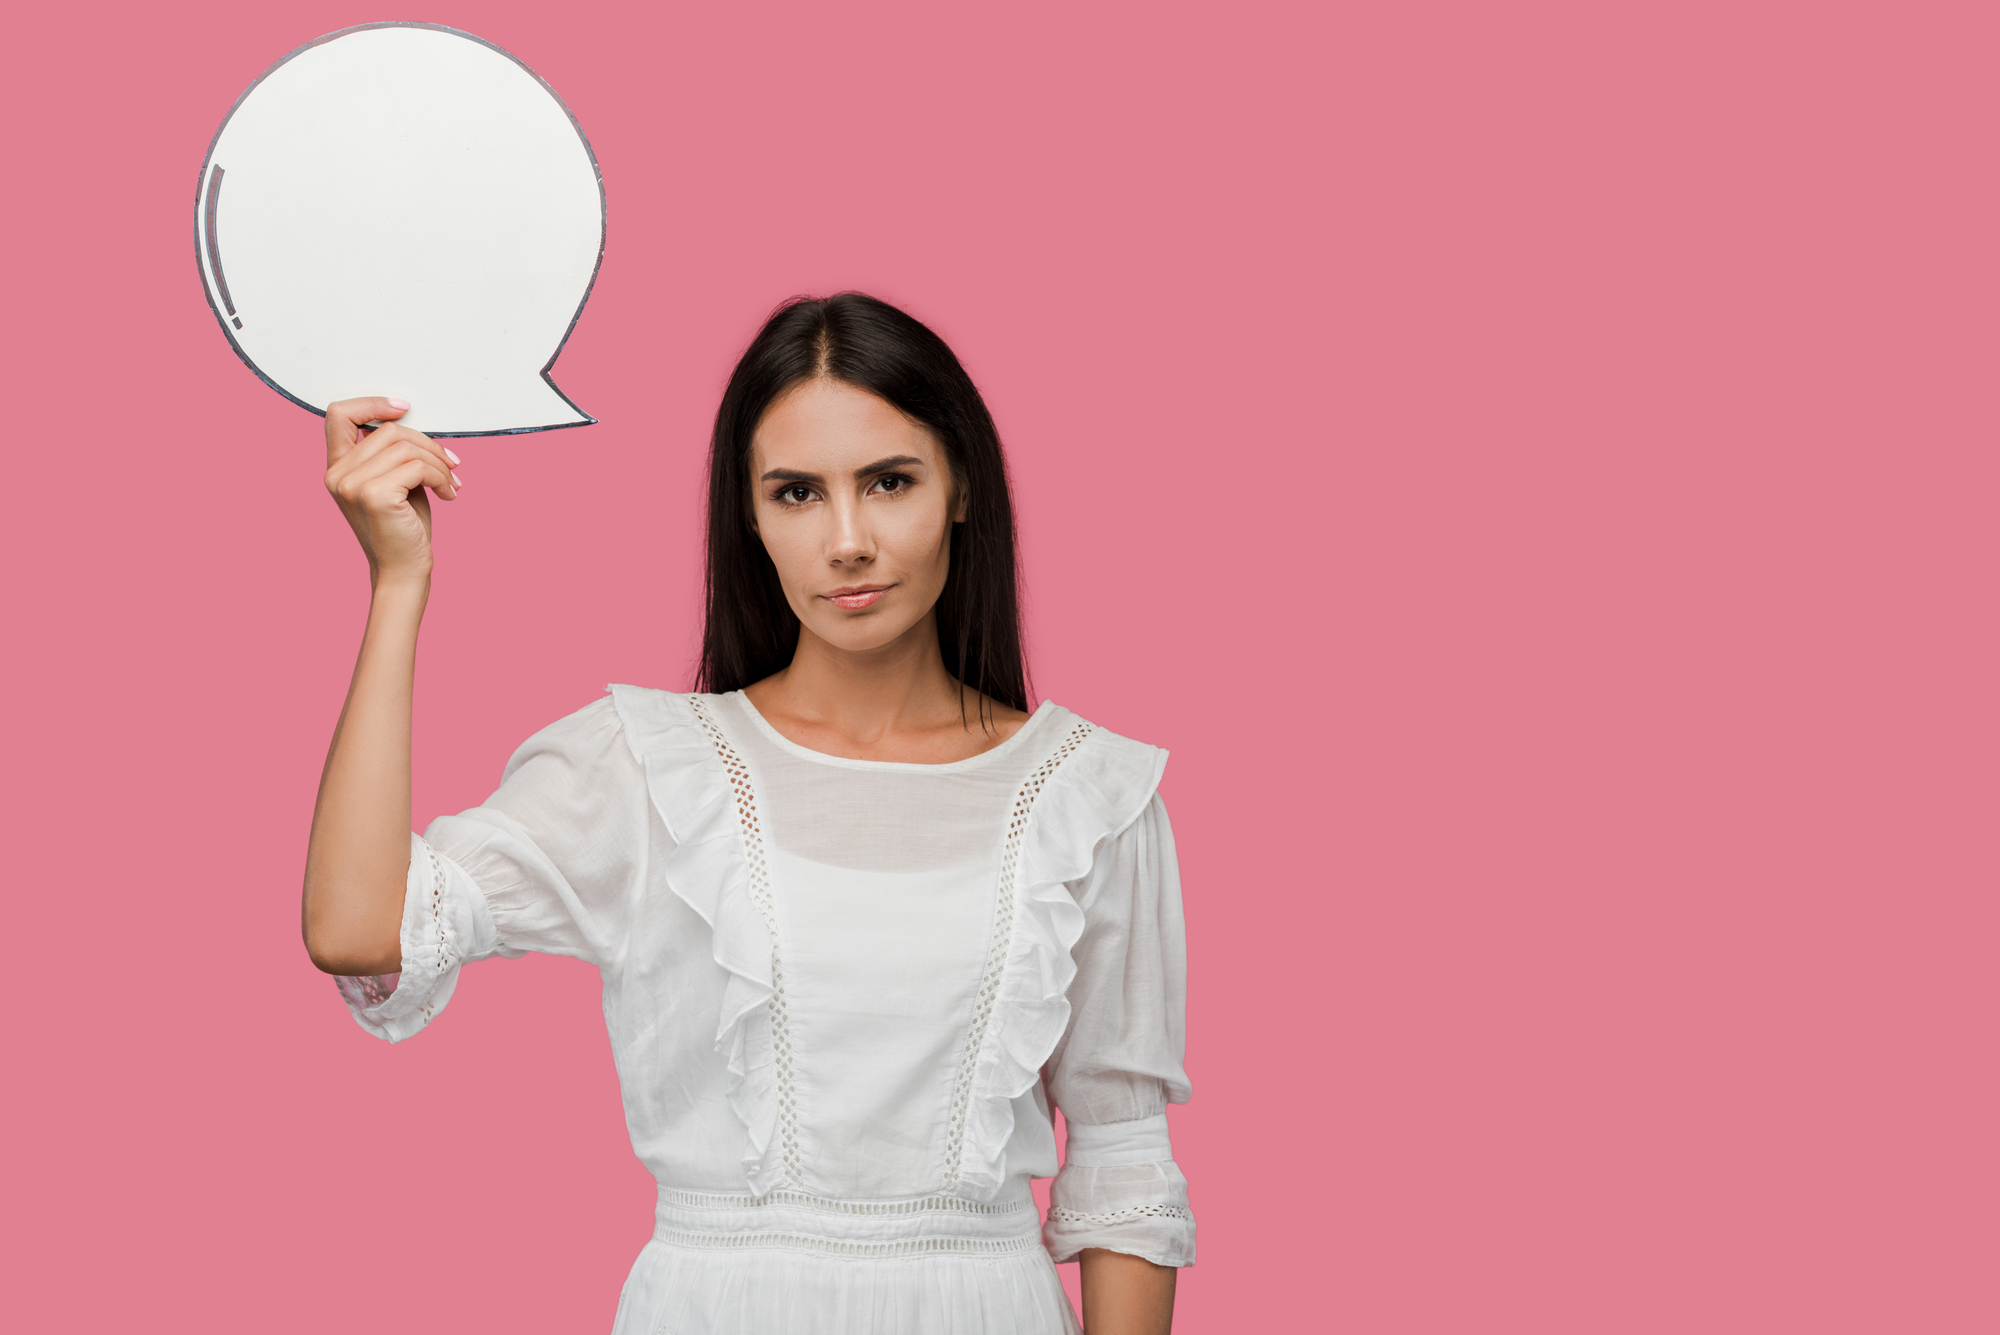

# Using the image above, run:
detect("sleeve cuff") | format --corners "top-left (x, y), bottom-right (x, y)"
top-left (335, 834), bottom-right (499, 1043)
top-left (1046, 1117), bottom-right (1196, 1267)
top-left (1063, 1112), bottom-right (1174, 1166)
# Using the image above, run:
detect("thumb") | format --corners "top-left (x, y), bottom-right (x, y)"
top-left (324, 396), bottom-right (412, 460)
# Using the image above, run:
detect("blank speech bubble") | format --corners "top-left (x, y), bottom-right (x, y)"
top-left (195, 23), bottom-right (605, 436)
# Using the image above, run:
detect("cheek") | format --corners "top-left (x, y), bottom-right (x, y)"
top-left (755, 513), bottom-right (816, 585)
top-left (888, 505), bottom-right (954, 575)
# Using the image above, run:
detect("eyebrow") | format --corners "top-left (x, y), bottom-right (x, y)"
top-left (760, 455), bottom-right (925, 484)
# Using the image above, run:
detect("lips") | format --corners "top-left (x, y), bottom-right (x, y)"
top-left (822, 583), bottom-right (891, 610)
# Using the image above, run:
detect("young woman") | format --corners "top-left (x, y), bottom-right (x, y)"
top-left (303, 294), bottom-right (1194, 1334)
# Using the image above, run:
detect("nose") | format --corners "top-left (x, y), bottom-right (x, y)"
top-left (826, 493), bottom-right (876, 568)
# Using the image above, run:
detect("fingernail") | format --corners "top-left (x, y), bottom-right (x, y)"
top-left (452, 471), bottom-right (463, 487)
top-left (444, 448), bottom-right (462, 466)
top-left (387, 397), bottom-right (411, 411)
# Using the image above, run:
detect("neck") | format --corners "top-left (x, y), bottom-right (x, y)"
top-left (752, 611), bottom-right (972, 746)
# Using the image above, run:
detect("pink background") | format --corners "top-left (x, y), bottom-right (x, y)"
top-left (3, 2), bottom-right (1993, 1330)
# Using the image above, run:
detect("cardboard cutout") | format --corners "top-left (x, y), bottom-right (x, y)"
top-left (195, 23), bottom-right (604, 436)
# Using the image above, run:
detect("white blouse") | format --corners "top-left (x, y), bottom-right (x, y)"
top-left (339, 687), bottom-right (1194, 1335)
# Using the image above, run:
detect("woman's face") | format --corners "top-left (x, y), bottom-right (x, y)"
top-left (749, 378), bottom-right (965, 656)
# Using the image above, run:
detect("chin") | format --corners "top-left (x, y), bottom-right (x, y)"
top-left (805, 611), bottom-right (922, 655)
top-left (818, 626), bottom-right (911, 655)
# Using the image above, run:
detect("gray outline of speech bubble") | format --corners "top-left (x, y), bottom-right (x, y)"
top-left (193, 22), bottom-right (606, 436)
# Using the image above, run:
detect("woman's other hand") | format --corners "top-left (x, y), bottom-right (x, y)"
top-left (323, 397), bottom-right (461, 585)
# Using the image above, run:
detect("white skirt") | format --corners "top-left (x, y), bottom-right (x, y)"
top-left (609, 1184), bottom-right (1082, 1335)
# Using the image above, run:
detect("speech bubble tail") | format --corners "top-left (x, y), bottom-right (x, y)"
top-left (541, 379), bottom-right (595, 429)
top-left (378, 375), bottom-right (595, 437)
top-left (527, 374), bottom-right (595, 431)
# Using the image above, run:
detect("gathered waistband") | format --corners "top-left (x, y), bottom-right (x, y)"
top-left (653, 1184), bottom-right (1045, 1259)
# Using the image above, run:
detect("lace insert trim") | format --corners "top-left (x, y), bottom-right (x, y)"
top-left (939, 720), bottom-right (1097, 1195)
top-left (660, 1187), bottom-right (1033, 1216)
top-left (653, 1228), bottom-right (1044, 1258)
top-left (687, 695), bottom-right (803, 1187)
top-left (421, 843), bottom-right (451, 1025)
top-left (1047, 1203), bottom-right (1194, 1226)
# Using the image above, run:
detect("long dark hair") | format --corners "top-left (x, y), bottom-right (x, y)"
top-left (697, 293), bottom-right (1029, 719)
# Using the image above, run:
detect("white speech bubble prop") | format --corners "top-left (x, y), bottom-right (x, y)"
top-left (196, 23), bottom-right (604, 436)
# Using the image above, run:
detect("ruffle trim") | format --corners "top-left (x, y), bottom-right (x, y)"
top-left (951, 723), bottom-right (1168, 1201)
top-left (608, 686), bottom-right (1167, 1204)
top-left (610, 686), bottom-right (790, 1196)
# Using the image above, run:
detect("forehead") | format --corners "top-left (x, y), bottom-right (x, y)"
top-left (752, 379), bottom-right (941, 469)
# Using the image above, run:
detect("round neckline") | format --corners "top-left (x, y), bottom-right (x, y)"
top-left (727, 693), bottom-right (1060, 773)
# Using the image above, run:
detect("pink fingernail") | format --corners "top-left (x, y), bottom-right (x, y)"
top-left (452, 472), bottom-right (463, 487)
top-left (444, 448), bottom-right (462, 466)
top-left (387, 397), bottom-right (411, 411)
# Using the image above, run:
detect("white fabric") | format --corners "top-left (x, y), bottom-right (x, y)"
top-left (337, 687), bottom-right (1195, 1333)
top-left (1061, 1113), bottom-right (1174, 1167)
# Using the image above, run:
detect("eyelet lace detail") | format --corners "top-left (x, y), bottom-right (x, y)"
top-left (652, 1230), bottom-right (1044, 1258)
top-left (939, 720), bottom-right (1096, 1195)
top-left (337, 969), bottom-right (402, 1014)
top-left (421, 842), bottom-right (451, 1025)
top-left (659, 1188), bottom-right (1033, 1216)
top-left (687, 695), bottom-right (803, 1188)
top-left (1048, 1203), bottom-right (1194, 1225)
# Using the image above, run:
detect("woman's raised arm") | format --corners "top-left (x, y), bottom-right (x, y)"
top-left (301, 397), bottom-right (461, 975)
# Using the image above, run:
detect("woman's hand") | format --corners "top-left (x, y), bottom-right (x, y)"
top-left (323, 397), bottom-right (461, 584)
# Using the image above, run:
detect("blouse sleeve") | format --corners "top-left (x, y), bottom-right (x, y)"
top-left (337, 694), bottom-right (653, 1042)
top-left (1041, 792), bottom-right (1197, 1267)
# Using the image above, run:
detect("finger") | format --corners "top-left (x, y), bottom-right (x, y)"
top-left (329, 425), bottom-right (462, 496)
top-left (363, 455), bottom-right (457, 508)
top-left (371, 449), bottom-right (458, 503)
top-left (324, 397), bottom-right (412, 464)
top-left (336, 440), bottom-right (459, 504)
top-left (337, 423), bottom-right (437, 474)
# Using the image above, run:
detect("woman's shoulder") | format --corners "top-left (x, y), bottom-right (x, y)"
top-left (493, 687), bottom-right (716, 834)
top-left (498, 685), bottom-right (705, 781)
top-left (497, 691), bottom-right (636, 779)
top-left (1040, 701), bottom-right (1167, 767)
top-left (1036, 701), bottom-right (1171, 839)
top-left (601, 682), bottom-right (693, 723)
